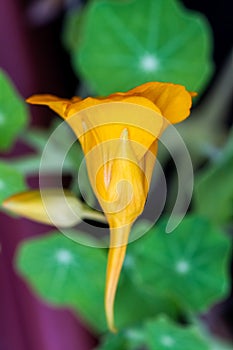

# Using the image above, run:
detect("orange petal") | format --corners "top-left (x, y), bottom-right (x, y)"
top-left (65, 94), bottom-right (162, 118)
top-left (66, 97), bottom-right (104, 118)
top-left (66, 99), bottom-right (163, 162)
top-left (112, 82), bottom-right (193, 124)
top-left (26, 94), bottom-right (77, 118)
top-left (105, 224), bottom-right (131, 332)
top-left (139, 140), bottom-right (158, 189)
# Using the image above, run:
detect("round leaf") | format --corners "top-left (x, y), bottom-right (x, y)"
top-left (128, 215), bottom-right (231, 313)
top-left (0, 70), bottom-right (28, 150)
top-left (16, 230), bottom-right (176, 333)
top-left (97, 316), bottom-right (210, 350)
top-left (67, 0), bottom-right (213, 95)
top-left (16, 232), bottom-right (107, 332)
top-left (0, 161), bottom-right (27, 204)
top-left (115, 273), bottom-right (177, 331)
top-left (144, 316), bottom-right (209, 350)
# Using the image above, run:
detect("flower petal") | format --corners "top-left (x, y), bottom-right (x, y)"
top-left (26, 82), bottom-right (194, 125)
top-left (25, 82), bottom-right (194, 333)
top-left (139, 140), bottom-right (158, 189)
top-left (66, 99), bottom-right (163, 161)
top-left (95, 130), bottom-right (148, 227)
top-left (26, 94), bottom-right (80, 117)
top-left (105, 224), bottom-right (131, 332)
top-left (112, 82), bottom-right (194, 124)
top-left (2, 189), bottom-right (96, 227)
top-left (65, 94), bottom-right (162, 118)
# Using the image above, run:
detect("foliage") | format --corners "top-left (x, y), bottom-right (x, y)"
top-left (16, 227), bottom-right (175, 333)
top-left (97, 316), bottom-right (210, 350)
top-left (16, 214), bottom-right (231, 339)
top-left (129, 215), bottom-right (231, 314)
top-left (0, 161), bottom-right (27, 204)
top-left (1, 1), bottom-right (233, 350)
top-left (63, 0), bottom-right (214, 95)
top-left (0, 70), bottom-right (28, 150)
top-left (17, 232), bottom-right (107, 332)
top-left (194, 127), bottom-right (233, 225)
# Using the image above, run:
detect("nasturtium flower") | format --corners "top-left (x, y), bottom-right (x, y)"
top-left (3, 82), bottom-right (194, 332)
top-left (3, 189), bottom-right (106, 227)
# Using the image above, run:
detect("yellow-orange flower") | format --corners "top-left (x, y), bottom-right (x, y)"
top-left (9, 82), bottom-right (194, 332)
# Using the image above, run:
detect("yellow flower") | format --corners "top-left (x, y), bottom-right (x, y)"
top-left (3, 189), bottom-right (106, 227)
top-left (5, 82), bottom-right (194, 332)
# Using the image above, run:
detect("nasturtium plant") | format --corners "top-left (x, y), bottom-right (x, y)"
top-left (24, 80), bottom-right (194, 332)
top-left (97, 316), bottom-right (210, 350)
top-left (127, 215), bottom-right (231, 313)
top-left (114, 272), bottom-right (178, 331)
top-left (143, 316), bottom-right (209, 350)
top-left (63, 10), bottom-right (83, 54)
top-left (194, 127), bottom-right (233, 225)
top-left (63, 0), bottom-right (213, 95)
top-left (0, 161), bottom-right (27, 204)
top-left (0, 70), bottom-right (28, 150)
top-left (17, 232), bottom-right (107, 332)
top-left (16, 229), bottom-right (177, 333)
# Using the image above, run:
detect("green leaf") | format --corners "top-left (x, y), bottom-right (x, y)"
top-left (128, 215), bottom-right (231, 314)
top-left (144, 316), bottom-right (209, 350)
top-left (65, 0), bottom-right (213, 95)
top-left (62, 10), bottom-right (83, 52)
top-left (0, 161), bottom-right (27, 204)
top-left (97, 328), bottom-right (146, 350)
top-left (16, 232), bottom-right (107, 332)
top-left (0, 70), bottom-right (28, 150)
top-left (115, 271), bottom-right (177, 331)
top-left (96, 332), bottom-right (135, 350)
top-left (194, 128), bottom-right (233, 224)
top-left (15, 216), bottom-right (231, 334)
top-left (16, 228), bottom-right (176, 333)
top-left (115, 220), bottom-right (180, 330)
top-left (97, 316), bottom-right (210, 350)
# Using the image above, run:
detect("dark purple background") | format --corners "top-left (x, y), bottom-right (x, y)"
top-left (0, 0), bottom-right (232, 349)
top-left (0, 1), bottom-right (96, 349)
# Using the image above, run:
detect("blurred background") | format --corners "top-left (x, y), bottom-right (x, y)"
top-left (0, 0), bottom-right (232, 349)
